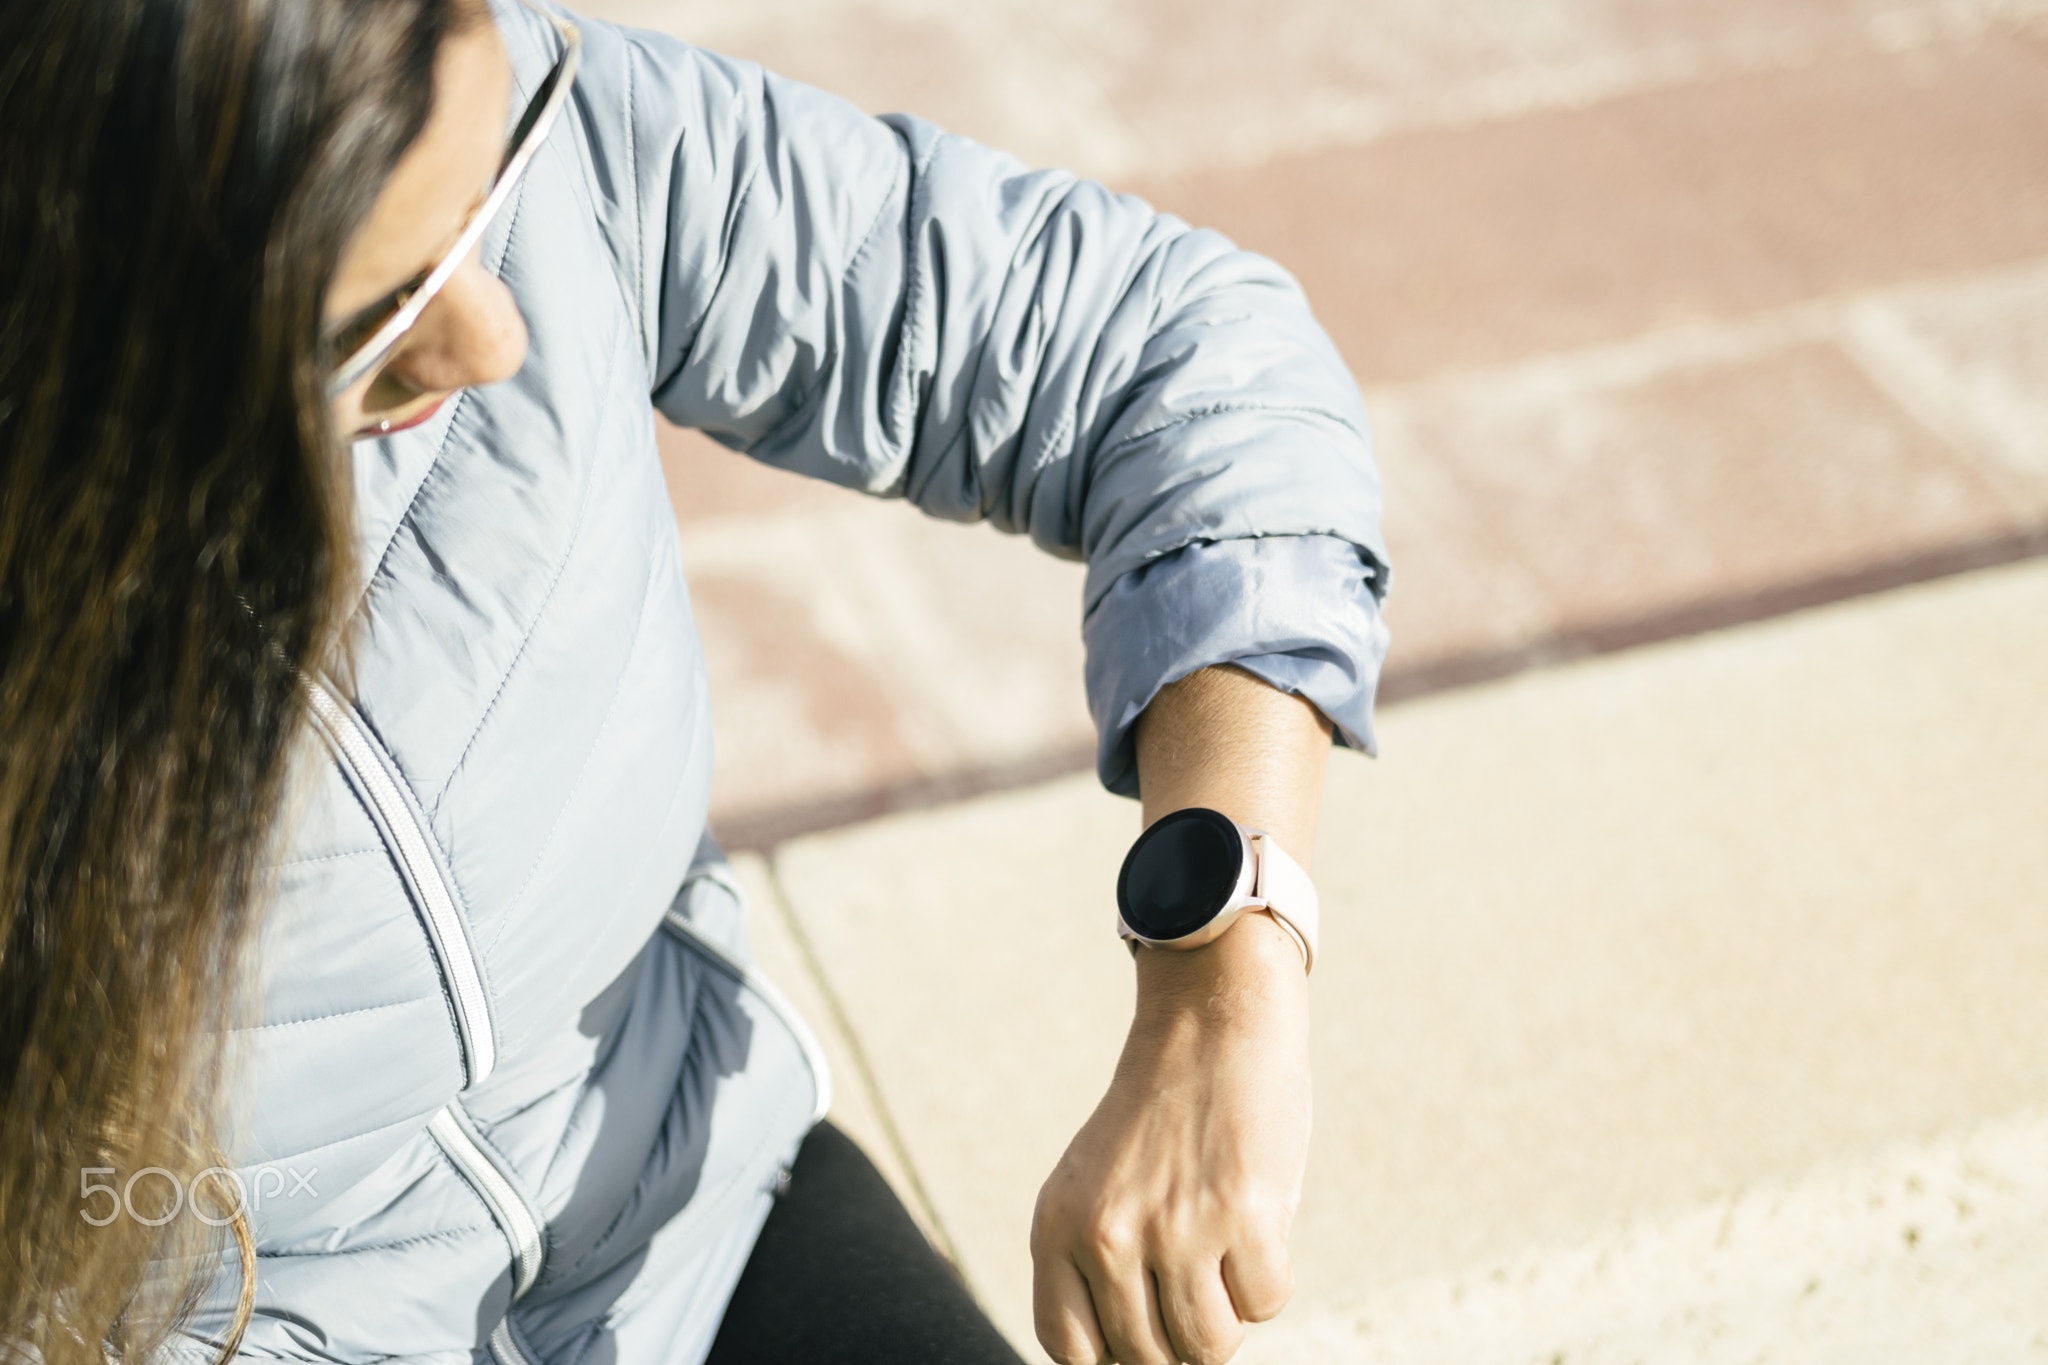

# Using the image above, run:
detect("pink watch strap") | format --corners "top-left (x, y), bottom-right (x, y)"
top-left (1249, 833), bottom-right (1319, 974)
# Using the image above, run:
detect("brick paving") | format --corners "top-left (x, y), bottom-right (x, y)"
top-left (588, 0), bottom-right (2048, 842)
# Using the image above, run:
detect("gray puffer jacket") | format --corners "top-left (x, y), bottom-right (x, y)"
top-left (169, 2), bottom-right (1388, 1362)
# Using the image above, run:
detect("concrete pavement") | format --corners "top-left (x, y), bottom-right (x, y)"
top-left (753, 560), bottom-right (2048, 1360)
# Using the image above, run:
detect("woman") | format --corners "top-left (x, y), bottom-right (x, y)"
top-left (0, 0), bottom-right (1389, 1362)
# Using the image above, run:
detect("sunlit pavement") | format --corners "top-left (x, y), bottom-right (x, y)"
top-left (745, 560), bottom-right (2048, 1362)
top-left (574, 0), bottom-right (2048, 1356)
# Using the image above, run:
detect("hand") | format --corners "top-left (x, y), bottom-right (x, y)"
top-left (1030, 911), bottom-right (1312, 1365)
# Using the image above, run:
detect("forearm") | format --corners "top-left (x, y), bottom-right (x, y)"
top-left (1033, 664), bottom-right (1328, 1365)
top-left (1131, 662), bottom-right (1331, 1008)
top-left (1134, 662), bottom-right (1332, 863)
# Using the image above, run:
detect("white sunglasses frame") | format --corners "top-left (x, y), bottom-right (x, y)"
top-left (325, 0), bottom-right (581, 399)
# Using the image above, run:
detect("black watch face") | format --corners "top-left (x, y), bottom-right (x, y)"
top-left (1117, 807), bottom-right (1245, 941)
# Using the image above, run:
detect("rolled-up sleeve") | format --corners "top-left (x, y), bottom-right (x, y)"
top-left (553, 7), bottom-right (1392, 794)
top-left (1086, 534), bottom-right (1388, 794)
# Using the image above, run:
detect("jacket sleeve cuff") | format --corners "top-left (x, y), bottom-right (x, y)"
top-left (1083, 534), bottom-right (1391, 798)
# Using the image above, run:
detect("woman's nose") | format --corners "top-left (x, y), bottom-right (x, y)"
top-left (384, 255), bottom-right (529, 395)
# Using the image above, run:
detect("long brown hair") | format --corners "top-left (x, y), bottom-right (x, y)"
top-left (0, 0), bottom-right (457, 1358)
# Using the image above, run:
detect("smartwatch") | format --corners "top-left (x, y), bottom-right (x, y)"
top-left (1115, 807), bottom-right (1318, 973)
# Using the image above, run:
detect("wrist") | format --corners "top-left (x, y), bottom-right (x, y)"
top-left (1117, 806), bottom-right (1321, 979)
top-left (1132, 909), bottom-right (1310, 1029)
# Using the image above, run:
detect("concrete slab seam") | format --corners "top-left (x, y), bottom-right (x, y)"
top-left (756, 849), bottom-right (970, 1274)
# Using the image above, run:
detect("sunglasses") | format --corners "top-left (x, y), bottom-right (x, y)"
top-left (324, 0), bottom-right (581, 399)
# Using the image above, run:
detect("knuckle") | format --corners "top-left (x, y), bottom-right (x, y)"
top-left (1033, 1187), bottom-right (1106, 1261)
top-left (1234, 1189), bottom-right (1293, 1242)
top-left (1084, 1208), bottom-right (1143, 1263)
top-left (1246, 1212), bottom-right (1294, 1266)
top-left (1159, 1198), bottom-right (1205, 1246)
top-left (1032, 1180), bottom-right (1080, 1235)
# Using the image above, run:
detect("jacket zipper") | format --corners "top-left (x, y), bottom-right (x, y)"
top-left (489, 1320), bottom-right (538, 1365)
top-left (429, 1106), bottom-right (546, 1299)
top-left (302, 680), bottom-right (550, 1329)
top-left (301, 691), bottom-right (835, 1357)
top-left (303, 678), bottom-right (497, 1086)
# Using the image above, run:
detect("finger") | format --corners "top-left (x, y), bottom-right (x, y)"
top-left (1035, 1252), bottom-right (1108, 1365)
top-left (1082, 1253), bottom-right (1177, 1365)
top-left (1155, 1256), bottom-right (1246, 1365)
top-left (1220, 1233), bottom-right (1295, 1325)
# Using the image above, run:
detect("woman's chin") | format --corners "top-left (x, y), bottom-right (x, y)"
top-left (351, 391), bottom-right (450, 441)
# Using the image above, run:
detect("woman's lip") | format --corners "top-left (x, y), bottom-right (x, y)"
top-left (359, 393), bottom-right (448, 439)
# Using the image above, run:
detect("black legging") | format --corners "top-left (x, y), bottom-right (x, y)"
top-left (705, 1122), bottom-right (1030, 1364)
